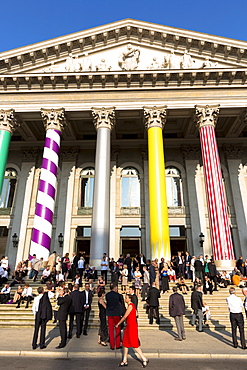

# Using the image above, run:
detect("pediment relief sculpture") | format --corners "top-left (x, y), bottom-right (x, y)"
top-left (118, 44), bottom-right (140, 71)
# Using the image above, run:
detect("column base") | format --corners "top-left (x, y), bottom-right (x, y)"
top-left (89, 258), bottom-right (102, 271)
top-left (215, 260), bottom-right (236, 273)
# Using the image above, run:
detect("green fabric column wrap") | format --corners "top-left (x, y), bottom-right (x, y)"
top-left (0, 130), bottom-right (11, 194)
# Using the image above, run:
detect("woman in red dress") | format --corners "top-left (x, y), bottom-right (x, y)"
top-left (115, 294), bottom-right (149, 367)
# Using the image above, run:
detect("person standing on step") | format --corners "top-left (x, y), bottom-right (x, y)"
top-left (68, 284), bottom-right (83, 339)
top-left (169, 286), bottom-right (186, 341)
top-left (56, 287), bottom-right (72, 348)
top-left (32, 287), bottom-right (52, 350)
top-left (81, 282), bottom-right (93, 336)
top-left (226, 287), bottom-right (246, 349)
top-left (106, 283), bottom-right (123, 350)
top-left (191, 284), bottom-right (203, 332)
top-left (101, 255), bottom-right (108, 285)
top-left (147, 282), bottom-right (160, 325)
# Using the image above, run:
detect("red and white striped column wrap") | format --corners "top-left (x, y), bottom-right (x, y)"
top-left (195, 105), bottom-right (235, 261)
top-left (30, 108), bottom-right (66, 260)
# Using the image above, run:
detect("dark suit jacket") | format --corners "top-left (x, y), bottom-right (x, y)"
top-left (37, 292), bottom-right (52, 321)
top-left (106, 291), bottom-right (123, 316)
top-left (208, 262), bottom-right (217, 276)
top-left (191, 290), bottom-right (203, 311)
top-left (131, 293), bottom-right (138, 309)
top-left (124, 257), bottom-right (132, 269)
top-left (81, 289), bottom-right (93, 308)
top-left (57, 294), bottom-right (72, 320)
top-left (149, 265), bottom-right (156, 284)
top-left (71, 256), bottom-right (79, 269)
top-left (147, 287), bottom-right (160, 307)
top-left (69, 290), bottom-right (83, 313)
top-left (194, 260), bottom-right (203, 272)
top-left (169, 292), bottom-right (185, 317)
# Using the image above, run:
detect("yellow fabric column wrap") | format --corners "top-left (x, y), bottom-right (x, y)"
top-left (148, 126), bottom-right (170, 261)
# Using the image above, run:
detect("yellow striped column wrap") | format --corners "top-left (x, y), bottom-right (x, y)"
top-left (144, 106), bottom-right (170, 261)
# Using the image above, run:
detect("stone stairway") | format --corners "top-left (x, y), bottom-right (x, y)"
top-left (0, 278), bottom-right (243, 330)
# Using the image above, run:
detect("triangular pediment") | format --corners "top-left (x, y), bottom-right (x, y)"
top-left (1, 19), bottom-right (247, 75)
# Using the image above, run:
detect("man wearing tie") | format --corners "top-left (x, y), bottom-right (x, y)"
top-left (56, 287), bottom-right (72, 348)
top-left (81, 283), bottom-right (93, 335)
top-left (68, 284), bottom-right (83, 338)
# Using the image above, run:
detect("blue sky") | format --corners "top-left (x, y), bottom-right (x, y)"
top-left (1, 0), bottom-right (247, 52)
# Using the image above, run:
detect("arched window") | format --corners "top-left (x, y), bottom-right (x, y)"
top-left (121, 167), bottom-right (140, 207)
top-left (0, 168), bottom-right (17, 208)
top-left (165, 166), bottom-right (182, 207)
top-left (80, 168), bottom-right (94, 207)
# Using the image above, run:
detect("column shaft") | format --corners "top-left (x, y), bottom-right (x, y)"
top-left (90, 127), bottom-right (111, 267)
top-left (196, 105), bottom-right (235, 261)
top-left (0, 130), bottom-right (11, 194)
top-left (30, 129), bottom-right (61, 260)
top-left (148, 126), bottom-right (170, 260)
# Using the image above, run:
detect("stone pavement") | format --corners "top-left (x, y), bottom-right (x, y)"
top-left (1, 327), bottom-right (247, 358)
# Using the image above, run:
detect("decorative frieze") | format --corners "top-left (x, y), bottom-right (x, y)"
top-left (40, 108), bottom-right (66, 132)
top-left (181, 145), bottom-right (201, 160)
top-left (21, 147), bottom-right (40, 162)
top-left (195, 104), bottom-right (220, 129)
top-left (91, 107), bottom-right (116, 130)
top-left (60, 146), bottom-right (79, 161)
top-left (222, 144), bottom-right (243, 159)
top-left (0, 109), bottom-right (19, 134)
top-left (143, 106), bottom-right (167, 130)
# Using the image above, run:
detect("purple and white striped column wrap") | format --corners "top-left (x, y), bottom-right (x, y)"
top-left (30, 129), bottom-right (61, 260)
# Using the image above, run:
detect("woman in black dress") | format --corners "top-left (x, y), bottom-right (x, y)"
top-left (98, 289), bottom-right (108, 346)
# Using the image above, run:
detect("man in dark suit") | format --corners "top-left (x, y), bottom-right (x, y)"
top-left (191, 284), bottom-right (203, 332)
top-left (111, 262), bottom-right (119, 286)
top-left (194, 257), bottom-right (204, 282)
top-left (106, 283), bottom-right (123, 350)
top-left (208, 260), bottom-right (218, 291)
top-left (81, 282), bottom-right (93, 335)
top-left (71, 252), bottom-right (79, 280)
top-left (129, 286), bottom-right (138, 310)
top-left (68, 284), bottom-right (83, 338)
top-left (203, 276), bottom-right (213, 295)
top-left (149, 261), bottom-right (156, 286)
top-left (185, 251), bottom-right (192, 280)
top-left (147, 282), bottom-right (160, 324)
top-left (169, 286), bottom-right (186, 340)
top-left (32, 287), bottom-right (52, 349)
top-left (176, 252), bottom-right (185, 278)
top-left (124, 254), bottom-right (132, 282)
top-left (56, 287), bottom-right (72, 348)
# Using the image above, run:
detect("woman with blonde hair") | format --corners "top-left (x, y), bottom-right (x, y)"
top-left (121, 264), bottom-right (128, 293)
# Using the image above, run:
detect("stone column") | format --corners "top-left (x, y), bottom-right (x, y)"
top-left (90, 107), bottom-right (115, 268)
top-left (30, 108), bottom-right (66, 260)
top-left (143, 106), bottom-right (170, 261)
top-left (195, 105), bottom-right (235, 266)
top-left (0, 109), bottom-right (19, 193)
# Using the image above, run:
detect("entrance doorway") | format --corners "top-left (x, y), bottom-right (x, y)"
top-left (121, 239), bottom-right (140, 257)
top-left (77, 239), bottom-right (90, 264)
top-left (170, 238), bottom-right (187, 256)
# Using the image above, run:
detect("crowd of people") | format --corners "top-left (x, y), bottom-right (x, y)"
top-left (2, 251), bottom-right (247, 357)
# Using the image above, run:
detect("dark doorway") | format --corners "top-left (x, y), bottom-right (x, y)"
top-left (77, 239), bottom-right (90, 264)
top-left (170, 238), bottom-right (187, 256)
top-left (121, 239), bottom-right (140, 257)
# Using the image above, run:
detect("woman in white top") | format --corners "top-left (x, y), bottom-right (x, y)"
top-left (121, 264), bottom-right (129, 292)
top-left (134, 266), bottom-right (142, 297)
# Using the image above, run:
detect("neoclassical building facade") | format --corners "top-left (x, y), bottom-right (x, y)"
top-left (0, 19), bottom-right (247, 269)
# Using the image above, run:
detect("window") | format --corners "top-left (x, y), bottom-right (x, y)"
top-left (0, 168), bottom-right (17, 208)
top-left (165, 166), bottom-right (182, 207)
top-left (121, 167), bottom-right (140, 208)
top-left (80, 168), bottom-right (94, 207)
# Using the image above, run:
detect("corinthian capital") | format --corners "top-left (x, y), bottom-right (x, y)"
top-left (143, 106), bottom-right (167, 130)
top-left (40, 108), bottom-right (66, 132)
top-left (195, 104), bottom-right (220, 129)
top-left (0, 109), bottom-right (19, 134)
top-left (91, 107), bottom-right (116, 130)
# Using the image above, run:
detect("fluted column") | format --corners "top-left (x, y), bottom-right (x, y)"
top-left (30, 108), bottom-right (66, 260)
top-left (90, 107), bottom-right (115, 268)
top-left (0, 109), bottom-right (19, 193)
top-left (195, 105), bottom-right (235, 264)
top-left (144, 106), bottom-right (170, 261)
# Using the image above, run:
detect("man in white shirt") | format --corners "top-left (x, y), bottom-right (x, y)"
top-left (0, 283), bottom-right (11, 303)
top-left (21, 283), bottom-right (33, 308)
top-left (101, 256), bottom-right (108, 284)
top-left (41, 267), bottom-right (51, 283)
top-left (226, 287), bottom-right (246, 349)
